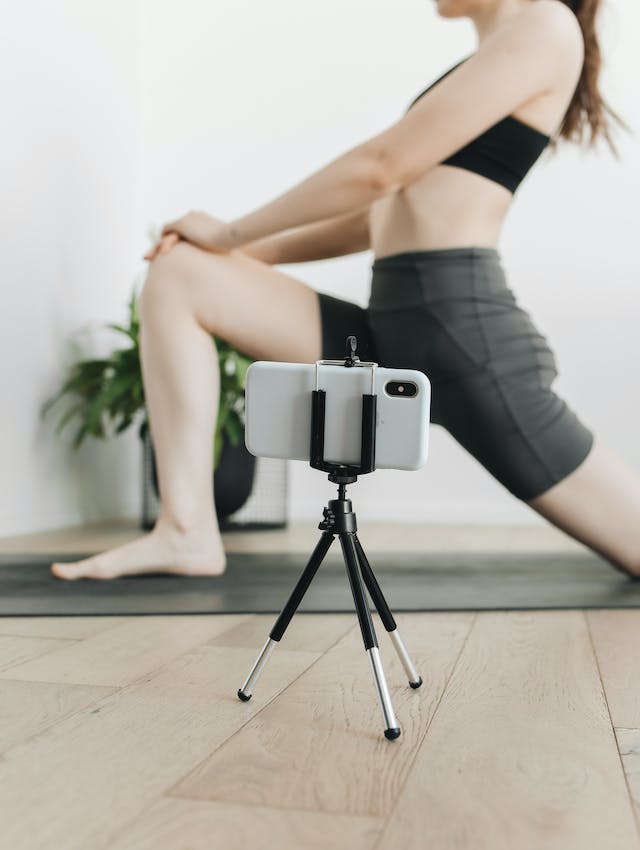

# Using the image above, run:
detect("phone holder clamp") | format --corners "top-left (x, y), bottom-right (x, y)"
top-left (236, 335), bottom-right (423, 741)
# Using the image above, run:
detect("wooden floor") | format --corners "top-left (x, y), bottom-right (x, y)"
top-left (1, 520), bottom-right (640, 849)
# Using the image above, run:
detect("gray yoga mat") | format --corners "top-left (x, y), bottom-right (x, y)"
top-left (0, 549), bottom-right (638, 616)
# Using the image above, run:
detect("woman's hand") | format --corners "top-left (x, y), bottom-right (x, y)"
top-left (143, 232), bottom-right (180, 261)
top-left (143, 211), bottom-right (236, 261)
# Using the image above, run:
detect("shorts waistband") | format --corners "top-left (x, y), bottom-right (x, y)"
top-left (371, 245), bottom-right (501, 269)
top-left (368, 245), bottom-right (511, 311)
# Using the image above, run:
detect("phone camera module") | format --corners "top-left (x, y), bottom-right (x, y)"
top-left (385, 380), bottom-right (417, 398)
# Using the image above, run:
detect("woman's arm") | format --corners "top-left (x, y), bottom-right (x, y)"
top-left (218, 0), bottom-right (579, 252)
top-left (221, 142), bottom-right (386, 250)
top-left (359, 1), bottom-right (582, 191)
top-left (239, 207), bottom-right (371, 265)
top-left (164, 0), bottom-right (580, 257)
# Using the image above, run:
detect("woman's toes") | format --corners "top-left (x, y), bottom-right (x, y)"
top-left (51, 557), bottom-right (100, 580)
top-left (51, 561), bottom-right (79, 579)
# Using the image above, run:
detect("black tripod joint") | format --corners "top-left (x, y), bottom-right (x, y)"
top-left (318, 506), bottom-right (335, 531)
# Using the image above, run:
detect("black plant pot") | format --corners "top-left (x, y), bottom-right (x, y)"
top-left (149, 433), bottom-right (256, 522)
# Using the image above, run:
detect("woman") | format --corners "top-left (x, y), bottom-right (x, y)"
top-left (52, 0), bottom-right (635, 581)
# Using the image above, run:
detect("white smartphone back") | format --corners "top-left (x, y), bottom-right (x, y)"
top-left (244, 361), bottom-right (431, 471)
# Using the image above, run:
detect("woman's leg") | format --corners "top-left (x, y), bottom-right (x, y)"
top-left (367, 247), bottom-right (640, 578)
top-left (51, 242), bottom-right (323, 580)
top-left (525, 433), bottom-right (640, 577)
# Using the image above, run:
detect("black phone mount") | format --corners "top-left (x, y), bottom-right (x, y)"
top-left (309, 334), bottom-right (376, 479)
top-left (237, 335), bottom-right (422, 741)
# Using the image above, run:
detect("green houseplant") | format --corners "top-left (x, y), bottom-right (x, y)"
top-left (41, 284), bottom-right (257, 519)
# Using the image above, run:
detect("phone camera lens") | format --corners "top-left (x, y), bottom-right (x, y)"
top-left (385, 380), bottom-right (417, 398)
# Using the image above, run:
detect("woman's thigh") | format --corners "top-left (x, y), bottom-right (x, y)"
top-left (365, 247), bottom-right (595, 502)
top-left (142, 242), bottom-right (323, 363)
top-left (315, 290), bottom-right (378, 362)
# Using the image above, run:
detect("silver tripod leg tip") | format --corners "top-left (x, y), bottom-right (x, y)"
top-left (367, 646), bottom-right (401, 739)
top-left (237, 637), bottom-right (277, 700)
top-left (388, 628), bottom-right (422, 687)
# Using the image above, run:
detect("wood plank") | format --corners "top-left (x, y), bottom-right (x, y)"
top-left (375, 611), bottom-right (639, 850)
top-left (0, 616), bottom-right (128, 639)
top-left (0, 622), bottom-right (347, 850)
top-left (0, 614), bottom-right (252, 687)
top-left (586, 610), bottom-right (640, 727)
top-left (208, 612), bottom-right (355, 653)
top-left (615, 728), bottom-right (640, 825)
top-left (0, 680), bottom-right (114, 752)
top-left (169, 611), bottom-right (474, 815)
top-left (0, 635), bottom-right (75, 672)
top-left (104, 796), bottom-right (382, 850)
top-left (588, 611), bottom-right (640, 836)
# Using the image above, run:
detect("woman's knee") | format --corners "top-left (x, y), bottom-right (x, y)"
top-left (140, 242), bottom-right (210, 317)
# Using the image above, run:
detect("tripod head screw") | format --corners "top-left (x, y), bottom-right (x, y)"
top-left (344, 335), bottom-right (360, 367)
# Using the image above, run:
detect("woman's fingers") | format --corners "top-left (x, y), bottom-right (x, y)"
top-left (143, 239), bottom-right (161, 260)
top-left (143, 233), bottom-right (181, 261)
top-left (143, 246), bottom-right (160, 261)
top-left (161, 217), bottom-right (185, 238)
top-left (159, 233), bottom-right (180, 254)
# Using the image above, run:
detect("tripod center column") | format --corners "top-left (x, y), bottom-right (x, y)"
top-left (327, 497), bottom-right (357, 533)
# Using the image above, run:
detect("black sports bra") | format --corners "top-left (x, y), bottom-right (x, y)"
top-left (406, 55), bottom-right (552, 194)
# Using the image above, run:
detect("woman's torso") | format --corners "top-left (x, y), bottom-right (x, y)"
top-left (369, 61), bottom-right (580, 260)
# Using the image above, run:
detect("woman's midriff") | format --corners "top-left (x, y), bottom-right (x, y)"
top-left (368, 164), bottom-right (513, 260)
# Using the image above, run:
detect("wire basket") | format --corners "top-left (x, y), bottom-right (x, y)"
top-left (140, 430), bottom-right (288, 531)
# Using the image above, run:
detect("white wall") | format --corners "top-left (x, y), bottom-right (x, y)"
top-left (2, 0), bottom-right (638, 535)
top-left (0, 0), bottom-right (144, 535)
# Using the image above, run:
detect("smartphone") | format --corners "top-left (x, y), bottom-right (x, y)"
top-left (244, 360), bottom-right (431, 471)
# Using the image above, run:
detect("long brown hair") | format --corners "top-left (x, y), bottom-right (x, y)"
top-left (551, 0), bottom-right (631, 157)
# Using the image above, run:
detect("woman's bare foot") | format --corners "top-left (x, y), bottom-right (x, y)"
top-left (50, 518), bottom-right (227, 580)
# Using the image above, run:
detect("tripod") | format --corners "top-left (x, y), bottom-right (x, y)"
top-left (237, 336), bottom-right (423, 740)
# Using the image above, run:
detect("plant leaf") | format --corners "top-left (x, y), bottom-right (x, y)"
top-left (52, 401), bottom-right (86, 436)
top-left (83, 372), bottom-right (139, 438)
top-left (213, 428), bottom-right (223, 469)
top-left (105, 323), bottom-right (138, 343)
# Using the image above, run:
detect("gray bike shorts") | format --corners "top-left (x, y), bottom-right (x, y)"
top-left (316, 245), bottom-right (594, 502)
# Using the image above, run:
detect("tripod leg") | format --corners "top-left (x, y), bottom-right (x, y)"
top-left (353, 534), bottom-right (423, 690)
top-left (237, 531), bottom-right (334, 702)
top-left (339, 532), bottom-right (401, 741)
